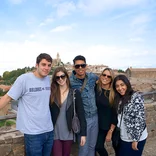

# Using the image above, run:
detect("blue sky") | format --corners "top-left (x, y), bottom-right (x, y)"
top-left (0, 0), bottom-right (156, 76)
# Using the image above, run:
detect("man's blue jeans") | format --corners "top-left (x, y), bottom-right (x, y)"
top-left (24, 131), bottom-right (54, 156)
top-left (78, 114), bottom-right (98, 156)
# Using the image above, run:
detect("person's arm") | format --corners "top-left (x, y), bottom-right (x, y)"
top-left (75, 89), bottom-right (87, 146)
top-left (0, 94), bottom-right (12, 109)
top-left (94, 73), bottom-right (99, 82)
top-left (132, 94), bottom-right (145, 140)
top-left (132, 94), bottom-right (145, 150)
top-left (106, 105), bottom-right (117, 142)
top-left (75, 89), bottom-right (87, 136)
top-left (106, 124), bottom-right (116, 142)
top-left (0, 75), bottom-right (25, 110)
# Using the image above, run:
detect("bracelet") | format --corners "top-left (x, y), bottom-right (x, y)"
top-left (109, 129), bottom-right (113, 132)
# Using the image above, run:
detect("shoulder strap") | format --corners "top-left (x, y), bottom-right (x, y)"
top-left (80, 76), bottom-right (87, 93)
top-left (119, 110), bottom-right (123, 128)
top-left (73, 89), bottom-right (76, 116)
top-left (119, 101), bottom-right (124, 128)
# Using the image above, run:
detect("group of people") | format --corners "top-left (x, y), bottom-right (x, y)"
top-left (0, 53), bottom-right (148, 156)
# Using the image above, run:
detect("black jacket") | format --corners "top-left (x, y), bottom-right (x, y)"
top-left (50, 89), bottom-right (87, 136)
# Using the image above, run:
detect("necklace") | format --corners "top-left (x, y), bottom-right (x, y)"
top-left (102, 84), bottom-right (110, 90)
top-left (102, 87), bottom-right (110, 90)
top-left (60, 88), bottom-right (69, 103)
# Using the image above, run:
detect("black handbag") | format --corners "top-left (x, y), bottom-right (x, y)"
top-left (112, 127), bottom-right (120, 148)
top-left (72, 89), bottom-right (80, 134)
top-left (112, 110), bottom-right (123, 149)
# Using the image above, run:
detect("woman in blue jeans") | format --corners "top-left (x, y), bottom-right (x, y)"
top-left (113, 75), bottom-right (148, 156)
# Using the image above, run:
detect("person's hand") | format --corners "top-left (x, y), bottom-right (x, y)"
top-left (106, 130), bottom-right (113, 142)
top-left (80, 136), bottom-right (86, 146)
top-left (132, 141), bottom-right (139, 150)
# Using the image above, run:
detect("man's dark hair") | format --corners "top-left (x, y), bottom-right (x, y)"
top-left (73, 55), bottom-right (86, 64)
top-left (36, 53), bottom-right (52, 64)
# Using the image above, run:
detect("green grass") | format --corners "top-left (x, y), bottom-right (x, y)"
top-left (5, 120), bottom-right (16, 126)
top-left (0, 119), bottom-right (16, 127)
top-left (0, 120), bottom-right (6, 127)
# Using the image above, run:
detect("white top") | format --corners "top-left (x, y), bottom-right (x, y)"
top-left (7, 73), bottom-right (53, 134)
top-left (118, 114), bottom-right (148, 142)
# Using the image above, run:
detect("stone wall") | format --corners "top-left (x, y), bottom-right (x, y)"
top-left (0, 102), bottom-right (156, 156)
top-left (131, 71), bottom-right (156, 78)
top-left (126, 69), bottom-right (156, 79)
top-left (145, 102), bottom-right (156, 137)
top-left (0, 131), bottom-right (24, 156)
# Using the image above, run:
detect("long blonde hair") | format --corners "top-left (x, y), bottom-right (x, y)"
top-left (96, 68), bottom-right (115, 105)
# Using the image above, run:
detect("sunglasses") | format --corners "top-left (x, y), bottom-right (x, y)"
top-left (56, 74), bottom-right (66, 81)
top-left (74, 64), bottom-right (87, 69)
top-left (102, 73), bottom-right (112, 79)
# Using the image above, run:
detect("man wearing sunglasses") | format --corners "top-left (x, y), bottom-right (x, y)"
top-left (0, 53), bottom-right (54, 156)
top-left (70, 55), bottom-right (99, 156)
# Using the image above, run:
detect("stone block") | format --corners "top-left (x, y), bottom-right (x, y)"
top-left (0, 144), bottom-right (12, 156)
top-left (12, 144), bottom-right (25, 156)
top-left (7, 152), bottom-right (14, 156)
top-left (148, 111), bottom-right (156, 118)
top-left (145, 105), bottom-right (154, 111)
top-left (15, 131), bottom-right (23, 137)
top-left (146, 117), bottom-right (152, 124)
top-left (4, 136), bottom-right (13, 144)
top-left (153, 104), bottom-right (156, 110)
top-left (148, 123), bottom-right (156, 132)
top-left (0, 138), bottom-right (5, 144)
top-left (13, 135), bottom-right (24, 144)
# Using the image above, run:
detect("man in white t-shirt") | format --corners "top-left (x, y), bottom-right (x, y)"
top-left (0, 53), bottom-right (54, 156)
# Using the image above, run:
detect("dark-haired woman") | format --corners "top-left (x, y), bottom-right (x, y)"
top-left (50, 67), bottom-right (86, 156)
top-left (113, 74), bottom-right (148, 156)
top-left (95, 68), bottom-right (117, 156)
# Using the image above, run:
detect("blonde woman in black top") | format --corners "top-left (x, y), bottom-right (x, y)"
top-left (95, 68), bottom-right (117, 156)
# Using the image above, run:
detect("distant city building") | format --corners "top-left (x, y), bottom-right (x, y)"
top-left (51, 53), bottom-right (122, 76)
top-left (87, 65), bottom-right (108, 73)
top-left (126, 67), bottom-right (156, 78)
top-left (52, 52), bottom-right (61, 67)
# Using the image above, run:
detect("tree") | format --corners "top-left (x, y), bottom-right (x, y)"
top-left (2, 66), bottom-right (34, 85)
top-left (3, 71), bottom-right (10, 80)
top-left (118, 69), bottom-right (125, 73)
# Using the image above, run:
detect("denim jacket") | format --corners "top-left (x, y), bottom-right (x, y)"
top-left (70, 71), bottom-right (98, 118)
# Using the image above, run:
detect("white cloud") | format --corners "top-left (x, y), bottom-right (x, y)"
top-left (6, 30), bottom-right (20, 35)
top-left (26, 17), bottom-right (37, 26)
top-left (29, 34), bottom-right (35, 38)
top-left (131, 14), bottom-right (150, 27)
top-left (129, 14), bottom-right (151, 38)
top-left (0, 0), bottom-right (155, 75)
top-left (8, 0), bottom-right (24, 4)
top-left (56, 1), bottom-right (76, 18)
top-left (77, 0), bottom-right (145, 15)
top-left (39, 17), bottom-right (54, 27)
top-left (39, 23), bottom-right (46, 27)
top-left (0, 40), bottom-right (155, 76)
top-left (129, 37), bottom-right (144, 42)
top-left (50, 25), bottom-right (73, 32)
top-left (111, 10), bottom-right (135, 21)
